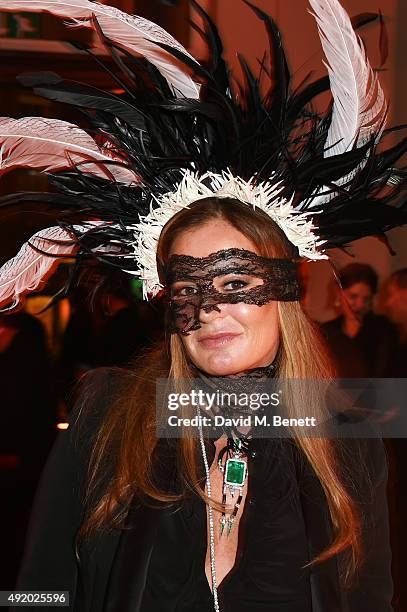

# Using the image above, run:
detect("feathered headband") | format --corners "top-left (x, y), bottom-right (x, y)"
top-left (0, 0), bottom-right (406, 307)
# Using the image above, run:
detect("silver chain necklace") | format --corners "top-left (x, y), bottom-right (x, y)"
top-left (198, 412), bottom-right (221, 612)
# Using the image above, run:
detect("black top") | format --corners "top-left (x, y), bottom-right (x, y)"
top-left (14, 369), bottom-right (393, 612)
top-left (387, 341), bottom-right (407, 378)
top-left (320, 313), bottom-right (398, 378)
top-left (140, 437), bottom-right (312, 611)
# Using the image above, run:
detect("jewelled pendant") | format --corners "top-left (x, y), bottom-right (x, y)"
top-left (224, 458), bottom-right (246, 488)
top-left (218, 439), bottom-right (248, 536)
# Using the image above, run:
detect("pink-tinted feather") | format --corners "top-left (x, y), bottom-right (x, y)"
top-left (0, 225), bottom-right (78, 309)
top-left (0, 221), bottom-right (125, 309)
top-left (0, 0), bottom-right (200, 98)
top-left (0, 117), bottom-right (138, 184)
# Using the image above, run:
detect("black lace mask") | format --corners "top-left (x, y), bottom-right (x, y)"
top-left (163, 248), bottom-right (300, 334)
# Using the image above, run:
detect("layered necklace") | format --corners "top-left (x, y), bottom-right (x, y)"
top-left (196, 361), bottom-right (276, 612)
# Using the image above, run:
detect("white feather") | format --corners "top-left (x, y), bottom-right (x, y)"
top-left (309, 0), bottom-right (387, 156)
top-left (0, 225), bottom-right (78, 309)
top-left (0, 221), bottom-right (117, 309)
top-left (0, 0), bottom-right (200, 98)
top-left (0, 116), bottom-right (139, 184)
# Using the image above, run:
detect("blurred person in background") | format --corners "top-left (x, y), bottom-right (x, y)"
top-left (58, 284), bottom-right (107, 384)
top-left (0, 310), bottom-right (56, 588)
top-left (378, 268), bottom-right (407, 611)
top-left (57, 280), bottom-right (164, 397)
top-left (379, 268), bottom-right (407, 377)
top-left (0, 311), bottom-right (55, 472)
top-left (97, 280), bottom-right (164, 367)
top-left (323, 265), bottom-right (407, 608)
top-left (321, 263), bottom-right (398, 378)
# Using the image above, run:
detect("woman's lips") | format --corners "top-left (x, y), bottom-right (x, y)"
top-left (197, 333), bottom-right (242, 349)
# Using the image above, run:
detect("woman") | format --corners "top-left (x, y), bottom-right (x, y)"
top-left (13, 198), bottom-right (392, 612)
top-left (0, 0), bottom-right (405, 610)
top-left (321, 264), bottom-right (399, 377)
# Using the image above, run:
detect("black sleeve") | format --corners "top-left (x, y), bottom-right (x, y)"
top-left (12, 368), bottom-right (114, 611)
top-left (343, 438), bottom-right (394, 611)
top-left (14, 420), bottom-right (82, 601)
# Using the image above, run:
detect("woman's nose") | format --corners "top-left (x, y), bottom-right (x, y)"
top-left (198, 299), bottom-right (226, 323)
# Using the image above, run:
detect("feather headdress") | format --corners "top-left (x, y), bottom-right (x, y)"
top-left (0, 0), bottom-right (406, 307)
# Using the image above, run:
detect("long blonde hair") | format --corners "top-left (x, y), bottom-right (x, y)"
top-left (78, 197), bottom-right (362, 587)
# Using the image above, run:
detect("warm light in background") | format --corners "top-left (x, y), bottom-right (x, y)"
top-left (57, 422), bottom-right (69, 430)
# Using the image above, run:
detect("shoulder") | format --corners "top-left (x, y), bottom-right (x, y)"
top-left (292, 433), bottom-right (387, 499)
top-left (325, 431), bottom-right (389, 524)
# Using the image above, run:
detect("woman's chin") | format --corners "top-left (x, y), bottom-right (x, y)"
top-left (195, 351), bottom-right (245, 376)
top-left (205, 365), bottom-right (241, 376)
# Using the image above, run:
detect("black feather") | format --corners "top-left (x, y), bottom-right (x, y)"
top-left (1, 0), bottom-right (406, 309)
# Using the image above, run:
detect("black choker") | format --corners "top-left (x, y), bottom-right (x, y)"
top-left (193, 356), bottom-right (277, 440)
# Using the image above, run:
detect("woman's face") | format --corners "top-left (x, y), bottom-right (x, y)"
top-left (340, 282), bottom-right (373, 320)
top-left (168, 219), bottom-right (280, 375)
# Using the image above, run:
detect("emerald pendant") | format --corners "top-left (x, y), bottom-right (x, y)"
top-left (224, 458), bottom-right (246, 486)
top-left (218, 439), bottom-right (248, 537)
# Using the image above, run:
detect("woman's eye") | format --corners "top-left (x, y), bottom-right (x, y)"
top-left (172, 285), bottom-right (198, 298)
top-left (223, 279), bottom-right (249, 291)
